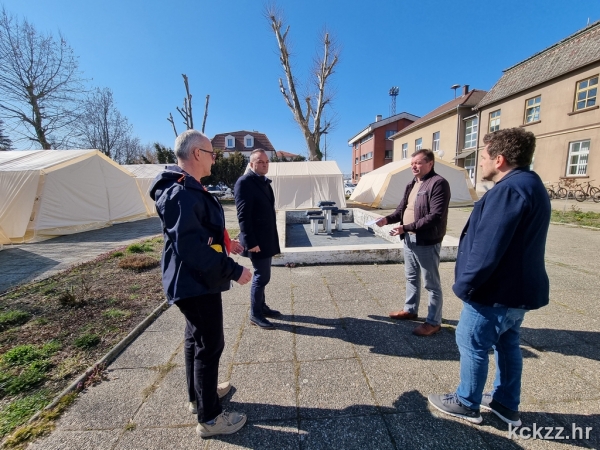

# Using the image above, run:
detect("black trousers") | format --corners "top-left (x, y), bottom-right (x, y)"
top-left (176, 293), bottom-right (224, 423)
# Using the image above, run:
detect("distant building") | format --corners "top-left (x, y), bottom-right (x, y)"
top-left (348, 112), bottom-right (419, 183)
top-left (474, 21), bottom-right (600, 191)
top-left (273, 150), bottom-right (305, 161)
top-left (211, 131), bottom-right (276, 159)
top-left (390, 86), bottom-right (487, 185)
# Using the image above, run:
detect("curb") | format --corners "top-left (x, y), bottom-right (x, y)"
top-left (25, 299), bottom-right (169, 425)
top-left (549, 221), bottom-right (600, 231)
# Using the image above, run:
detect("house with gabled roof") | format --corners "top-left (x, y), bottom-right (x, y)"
top-left (389, 86), bottom-right (487, 185)
top-left (348, 112), bottom-right (419, 183)
top-left (474, 21), bottom-right (600, 191)
top-left (211, 131), bottom-right (276, 159)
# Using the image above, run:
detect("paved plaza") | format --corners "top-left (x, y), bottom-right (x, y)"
top-left (1, 205), bottom-right (599, 449)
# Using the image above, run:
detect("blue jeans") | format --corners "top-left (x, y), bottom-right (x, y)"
top-left (403, 234), bottom-right (443, 325)
top-left (456, 301), bottom-right (527, 411)
top-left (250, 256), bottom-right (272, 320)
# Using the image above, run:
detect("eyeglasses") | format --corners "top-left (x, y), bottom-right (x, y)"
top-left (196, 148), bottom-right (216, 159)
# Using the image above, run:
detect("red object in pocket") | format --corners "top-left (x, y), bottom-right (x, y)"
top-left (224, 229), bottom-right (232, 255)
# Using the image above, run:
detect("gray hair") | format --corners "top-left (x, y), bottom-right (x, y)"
top-left (174, 129), bottom-right (206, 161)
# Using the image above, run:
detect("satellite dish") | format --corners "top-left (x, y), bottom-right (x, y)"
top-left (437, 150), bottom-right (445, 158)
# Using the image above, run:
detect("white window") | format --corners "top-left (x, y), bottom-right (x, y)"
top-left (415, 138), bottom-right (422, 151)
top-left (525, 95), bottom-right (541, 123)
top-left (385, 150), bottom-right (393, 159)
top-left (464, 117), bottom-right (478, 149)
top-left (225, 135), bottom-right (235, 148)
top-left (385, 130), bottom-right (396, 139)
top-left (432, 132), bottom-right (440, 152)
top-left (574, 76), bottom-right (598, 111)
top-left (244, 134), bottom-right (254, 148)
top-left (402, 143), bottom-right (408, 159)
top-left (489, 110), bottom-right (501, 132)
top-left (566, 140), bottom-right (590, 176)
top-left (355, 157), bottom-right (359, 165)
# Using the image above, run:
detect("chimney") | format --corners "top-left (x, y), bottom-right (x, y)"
top-left (462, 85), bottom-right (470, 96)
top-left (376, 114), bottom-right (382, 122)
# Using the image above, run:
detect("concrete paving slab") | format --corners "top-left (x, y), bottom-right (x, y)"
top-left (110, 330), bottom-right (182, 369)
top-left (343, 319), bottom-right (418, 358)
top-left (297, 359), bottom-right (377, 419)
top-left (234, 325), bottom-right (295, 363)
top-left (299, 415), bottom-right (395, 450)
top-left (294, 326), bottom-right (355, 362)
top-left (28, 429), bottom-right (122, 450)
top-left (228, 362), bottom-right (296, 421)
top-left (57, 368), bottom-right (156, 430)
top-left (113, 426), bottom-right (204, 450)
top-left (206, 420), bottom-right (300, 450)
top-left (143, 305), bottom-right (184, 332)
top-left (291, 285), bottom-right (332, 303)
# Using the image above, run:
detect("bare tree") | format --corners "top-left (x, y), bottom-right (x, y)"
top-left (266, 6), bottom-right (339, 160)
top-left (167, 74), bottom-right (210, 137)
top-left (0, 118), bottom-right (12, 150)
top-left (76, 87), bottom-right (133, 161)
top-left (0, 8), bottom-right (87, 149)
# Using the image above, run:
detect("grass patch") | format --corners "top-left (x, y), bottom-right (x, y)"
top-left (111, 251), bottom-right (124, 258)
top-left (126, 242), bottom-right (154, 253)
top-left (0, 391), bottom-right (52, 439)
top-left (102, 308), bottom-right (131, 320)
top-left (0, 310), bottom-right (31, 331)
top-left (551, 206), bottom-right (600, 228)
top-left (73, 334), bottom-right (100, 350)
top-left (118, 255), bottom-right (159, 271)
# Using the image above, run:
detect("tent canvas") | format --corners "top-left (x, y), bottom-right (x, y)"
top-left (265, 161), bottom-right (346, 210)
top-left (0, 150), bottom-right (148, 244)
top-left (350, 158), bottom-right (478, 208)
top-left (122, 164), bottom-right (168, 215)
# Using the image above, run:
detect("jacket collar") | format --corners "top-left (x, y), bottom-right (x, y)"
top-left (495, 166), bottom-right (530, 185)
top-left (412, 168), bottom-right (437, 183)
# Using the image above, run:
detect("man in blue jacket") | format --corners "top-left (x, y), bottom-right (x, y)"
top-left (235, 149), bottom-right (281, 329)
top-left (429, 128), bottom-right (551, 427)
top-left (150, 130), bottom-right (252, 438)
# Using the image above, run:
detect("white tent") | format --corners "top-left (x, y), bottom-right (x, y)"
top-left (122, 164), bottom-right (168, 216)
top-left (350, 159), bottom-right (478, 208)
top-left (266, 161), bottom-right (346, 210)
top-left (0, 150), bottom-right (148, 244)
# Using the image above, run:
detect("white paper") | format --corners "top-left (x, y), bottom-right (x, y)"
top-left (365, 219), bottom-right (378, 226)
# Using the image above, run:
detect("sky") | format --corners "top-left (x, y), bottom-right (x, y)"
top-left (2, 0), bottom-right (599, 174)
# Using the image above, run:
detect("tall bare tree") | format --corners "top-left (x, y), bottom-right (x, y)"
top-left (266, 6), bottom-right (339, 160)
top-left (167, 74), bottom-right (211, 137)
top-left (76, 87), bottom-right (133, 162)
top-left (0, 118), bottom-right (12, 150)
top-left (0, 8), bottom-right (86, 149)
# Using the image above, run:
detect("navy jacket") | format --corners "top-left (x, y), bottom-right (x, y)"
top-left (234, 171), bottom-right (281, 260)
top-left (385, 169), bottom-right (451, 245)
top-left (453, 167), bottom-right (551, 309)
top-left (149, 166), bottom-right (243, 304)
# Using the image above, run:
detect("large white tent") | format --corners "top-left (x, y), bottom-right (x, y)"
top-left (350, 159), bottom-right (478, 208)
top-left (266, 161), bottom-right (346, 210)
top-left (122, 164), bottom-right (167, 216)
top-left (0, 150), bottom-right (148, 245)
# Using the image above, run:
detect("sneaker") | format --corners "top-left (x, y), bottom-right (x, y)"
top-left (188, 382), bottom-right (233, 414)
top-left (197, 411), bottom-right (247, 437)
top-left (481, 392), bottom-right (522, 427)
top-left (428, 393), bottom-right (483, 424)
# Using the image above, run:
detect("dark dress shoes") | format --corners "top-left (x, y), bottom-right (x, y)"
top-left (263, 305), bottom-right (281, 318)
top-left (250, 316), bottom-right (276, 330)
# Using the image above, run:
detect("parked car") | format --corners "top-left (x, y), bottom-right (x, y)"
top-left (344, 182), bottom-right (356, 196)
top-left (206, 185), bottom-right (232, 198)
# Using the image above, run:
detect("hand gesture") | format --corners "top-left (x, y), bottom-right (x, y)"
top-left (375, 218), bottom-right (388, 227)
top-left (230, 239), bottom-right (244, 255)
top-left (248, 245), bottom-right (261, 253)
top-left (236, 267), bottom-right (252, 285)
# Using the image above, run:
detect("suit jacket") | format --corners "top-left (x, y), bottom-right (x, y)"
top-left (234, 171), bottom-right (281, 259)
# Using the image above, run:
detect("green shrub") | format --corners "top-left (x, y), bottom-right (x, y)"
top-left (0, 310), bottom-right (31, 330)
top-left (74, 334), bottom-right (100, 349)
top-left (126, 242), bottom-right (153, 254)
top-left (111, 251), bottom-right (124, 258)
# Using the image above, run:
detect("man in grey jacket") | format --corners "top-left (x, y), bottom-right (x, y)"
top-left (376, 149), bottom-right (451, 336)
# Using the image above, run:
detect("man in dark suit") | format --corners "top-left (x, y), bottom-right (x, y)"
top-left (234, 149), bottom-right (281, 329)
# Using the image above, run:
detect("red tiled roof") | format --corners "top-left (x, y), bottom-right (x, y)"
top-left (391, 90), bottom-right (487, 138)
top-left (275, 150), bottom-right (301, 158)
top-left (211, 130), bottom-right (276, 153)
top-left (477, 21), bottom-right (600, 109)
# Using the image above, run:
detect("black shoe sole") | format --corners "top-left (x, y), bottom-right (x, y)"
top-left (250, 321), bottom-right (276, 330)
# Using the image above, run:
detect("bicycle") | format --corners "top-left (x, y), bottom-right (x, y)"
top-left (574, 180), bottom-right (600, 202)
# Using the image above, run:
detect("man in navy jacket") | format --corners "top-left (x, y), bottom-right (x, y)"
top-left (235, 149), bottom-right (281, 329)
top-left (150, 130), bottom-right (252, 438)
top-left (429, 128), bottom-right (550, 427)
